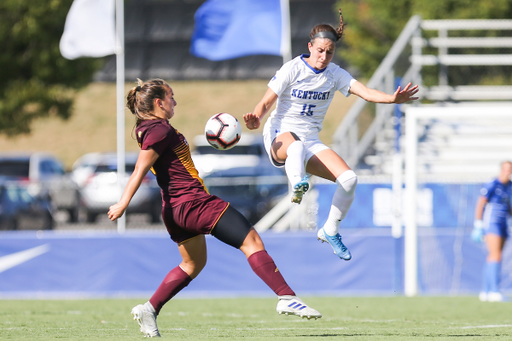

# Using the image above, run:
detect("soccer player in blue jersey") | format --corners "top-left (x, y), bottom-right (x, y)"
top-left (472, 161), bottom-right (512, 302)
top-left (244, 10), bottom-right (418, 260)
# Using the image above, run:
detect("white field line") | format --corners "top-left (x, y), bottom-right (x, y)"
top-left (456, 324), bottom-right (512, 329)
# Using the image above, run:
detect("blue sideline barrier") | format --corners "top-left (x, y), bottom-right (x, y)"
top-left (1, 229), bottom-right (510, 299)
top-left (316, 183), bottom-right (482, 228)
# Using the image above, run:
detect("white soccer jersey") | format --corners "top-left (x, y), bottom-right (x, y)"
top-left (265, 54), bottom-right (356, 138)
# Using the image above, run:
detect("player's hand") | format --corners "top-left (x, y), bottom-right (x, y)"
top-left (108, 202), bottom-right (127, 221)
top-left (393, 82), bottom-right (419, 104)
top-left (471, 220), bottom-right (485, 243)
top-left (243, 112), bottom-right (260, 130)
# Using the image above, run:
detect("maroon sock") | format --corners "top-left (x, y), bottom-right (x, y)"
top-left (149, 266), bottom-right (192, 314)
top-left (247, 250), bottom-right (295, 296)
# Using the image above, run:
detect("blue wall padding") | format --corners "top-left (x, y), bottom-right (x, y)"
top-left (1, 229), bottom-right (510, 298)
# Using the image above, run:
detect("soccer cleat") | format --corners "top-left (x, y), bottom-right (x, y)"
top-left (131, 302), bottom-right (161, 338)
top-left (478, 292), bottom-right (488, 302)
top-left (487, 292), bottom-right (509, 302)
top-left (276, 296), bottom-right (322, 320)
top-left (317, 227), bottom-right (352, 260)
top-left (291, 176), bottom-right (309, 204)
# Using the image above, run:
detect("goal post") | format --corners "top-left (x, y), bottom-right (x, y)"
top-left (404, 104), bottom-right (512, 297)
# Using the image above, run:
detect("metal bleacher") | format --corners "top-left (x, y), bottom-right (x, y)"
top-left (255, 16), bottom-right (512, 232)
top-left (367, 102), bottom-right (512, 180)
top-left (332, 16), bottom-right (512, 180)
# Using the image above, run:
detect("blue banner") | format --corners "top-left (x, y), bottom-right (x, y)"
top-left (316, 183), bottom-right (483, 228)
top-left (1, 229), bottom-right (510, 298)
top-left (190, 0), bottom-right (282, 61)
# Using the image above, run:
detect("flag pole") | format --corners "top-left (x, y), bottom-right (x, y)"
top-left (280, 0), bottom-right (292, 63)
top-left (116, 0), bottom-right (126, 234)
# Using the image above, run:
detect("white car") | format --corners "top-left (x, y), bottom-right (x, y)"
top-left (71, 152), bottom-right (162, 223)
top-left (191, 133), bottom-right (288, 224)
top-left (191, 133), bottom-right (270, 178)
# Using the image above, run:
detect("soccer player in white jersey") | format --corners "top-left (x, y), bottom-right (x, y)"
top-left (244, 10), bottom-right (419, 260)
top-left (472, 161), bottom-right (512, 302)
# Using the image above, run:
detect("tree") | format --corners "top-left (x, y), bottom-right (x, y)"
top-left (338, 0), bottom-right (512, 82)
top-left (0, 0), bottom-right (104, 136)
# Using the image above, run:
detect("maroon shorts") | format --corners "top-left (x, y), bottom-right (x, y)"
top-left (162, 195), bottom-right (229, 244)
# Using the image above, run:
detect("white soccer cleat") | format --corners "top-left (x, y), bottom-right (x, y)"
top-left (487, 292), bottom-right (508, 302)
top-left (478, 292), bottom-right (488, 302)
top-left (276, 295), bottom-right (322, 320)
top-left (131, 302), bottom-right (161, 338)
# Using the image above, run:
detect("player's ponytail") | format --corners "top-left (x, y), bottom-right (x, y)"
top-left (309, 8), bottom-right (345, 43)
top-left (126, 78), bottom-right (170, 126)
top-left (127, 78), bottom-right (144, 123)
top-left (335, 8), bottom-right (345, 40)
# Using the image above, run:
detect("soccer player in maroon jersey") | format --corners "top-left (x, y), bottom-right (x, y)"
top-left (108, 79), bottom-right (321, 338)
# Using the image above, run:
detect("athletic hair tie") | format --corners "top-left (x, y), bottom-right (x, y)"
top-left (311, 31), bottom-right (337, 42)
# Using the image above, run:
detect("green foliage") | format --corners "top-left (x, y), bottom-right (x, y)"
top-left (0, 0), bottom-right (104, 136)
top-left (338, 0), bottom-right (512, 79)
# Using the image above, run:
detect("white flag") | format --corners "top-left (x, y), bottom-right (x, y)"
top-left (59, 0), bottom-right (116, 60)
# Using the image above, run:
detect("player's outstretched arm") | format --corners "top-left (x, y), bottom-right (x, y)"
top-left (349, 81), bottom-right (419, 104)
top-left (108, 148), bottom-right (159, 221)
top-left (392, 82), bottom-right (420, 104)
top-left (244, 88), bottom-right (278, 130)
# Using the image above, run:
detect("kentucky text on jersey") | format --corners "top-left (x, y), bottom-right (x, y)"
top-left (291, 89), bottom-right (330, 100)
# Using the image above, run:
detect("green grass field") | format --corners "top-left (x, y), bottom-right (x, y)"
top-left (2, 297), bottom-right (511, 340)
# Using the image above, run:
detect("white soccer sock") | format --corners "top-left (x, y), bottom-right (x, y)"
top-left (322, 170), bottom-right (358, 236)
top-left (285, 140), bottom-right (306, 187)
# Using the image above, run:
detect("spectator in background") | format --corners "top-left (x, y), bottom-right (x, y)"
top-left (472, 160), bottom-right (512, 302)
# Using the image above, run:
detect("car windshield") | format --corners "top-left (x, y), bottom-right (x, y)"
top-left (207, 184), bottom-right (258, 199)
top-left (0, 161), bottom-right (30, 177)
top-left (95, 164), bottom-right (136, 173)
top-left (194, 145), bottom-right (262, 156)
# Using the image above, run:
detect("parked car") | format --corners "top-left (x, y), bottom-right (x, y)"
top-left (0, 153), bottom-right (80, 222)
top-left (71, 152), bottom-right (162, 223)
top-left (192, 133), bottom-right (288, 224)
top-left (0, 178), bottom-right (53, 230)
top-left (202, 165), bottom-right (288, 225)
top-left (191, 133), bottom-right (269, 178)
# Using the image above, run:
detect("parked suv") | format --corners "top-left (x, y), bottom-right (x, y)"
top-left (0, 177), bottom-right (54, 230)
top-left (71, 152), bottom-right (162, 223)
top-left (0, 153), bottom-right (80, 222)
top-left (192, 133), bottom-right (288, 224)
top-left (191, 133), bottom-right (268, 178)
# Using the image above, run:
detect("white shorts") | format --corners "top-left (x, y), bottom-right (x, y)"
top-left (263, 119), bottom-right (330, 168)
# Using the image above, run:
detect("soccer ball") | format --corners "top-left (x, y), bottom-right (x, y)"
top-left (205, 113), bottom-right (242, 150)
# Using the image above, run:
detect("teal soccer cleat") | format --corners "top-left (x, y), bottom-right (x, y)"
top-left (291, 176), bottom-right (309, 204)
top-left (317, 227), bottom-right (352, 260)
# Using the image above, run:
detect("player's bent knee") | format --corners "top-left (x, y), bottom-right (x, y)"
top-left (180, 258), bottom-right (206, 278)
top-left (338, 170), bottom-right (358, 195)
top-left (240, 229), bottom-right (265, 257)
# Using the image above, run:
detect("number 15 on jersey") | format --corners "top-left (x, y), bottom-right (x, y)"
top-left (300, 104), bottom-right (316, 116)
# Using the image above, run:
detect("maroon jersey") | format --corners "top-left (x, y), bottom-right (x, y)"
top-left (136, 119), bottom-right (211, 208)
